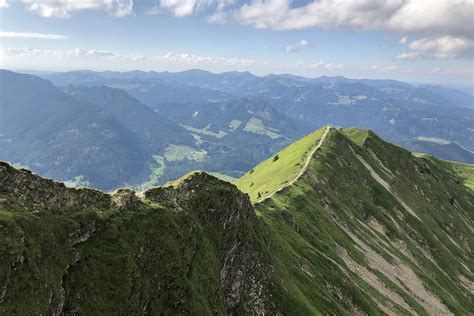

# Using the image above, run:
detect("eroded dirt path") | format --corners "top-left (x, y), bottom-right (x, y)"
top-left (256, 126), bottom-right (331, 203)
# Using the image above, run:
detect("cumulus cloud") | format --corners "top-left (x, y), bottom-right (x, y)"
top-left (396, 36), bottom-right (474, 60)
top-left (285, 39), bottom-right (309, 53)
top-left (0, 0), bottom-right (8, 8)
top-left (233, 0), bottom-right (473, 37)
top-left (0, 31), bottom-right (67, 40)
top-left (22, 0), bottom-right (133, 18)
top-left (159, 0), bottom-right (212, 17)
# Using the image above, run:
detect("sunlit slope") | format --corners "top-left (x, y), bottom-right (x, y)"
top-left (235, 127), bottom-right (327, 201)
top-left (416, 153), bottom-right (474, 190)
top-left (246, 128), bottom-right (474, 314)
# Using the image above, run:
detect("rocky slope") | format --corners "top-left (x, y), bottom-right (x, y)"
top-left (1, 127), bottom-right (473, 314)
top-left (0, 163), bottom-right (269, 315)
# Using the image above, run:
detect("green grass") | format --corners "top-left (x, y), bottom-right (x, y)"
top-left (245, 128), bottom-right (474, 314)
top-left (415, 153), bottom-right (474, 190)
top-left (235, 127), bottom-right (326, 201)
top-left (164, 144), bottom-right (207, 162)
top-left (243, 117), bottom-right (281, 139)
top-left (229, 119), bottom-right (242, 130)
top-left (340, 127), bottom-right (370, 147)
top-left (182, 124), bottom-right (227, 138)
top-left (2, 128), bottom-right (473, 315)
top-left (208, 172), bottom-right (236, 183)
top-left (136, 155), bottom-right (165, 190)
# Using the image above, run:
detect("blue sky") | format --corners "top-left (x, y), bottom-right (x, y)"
top-left (1, 0), bottom-right (473, 85)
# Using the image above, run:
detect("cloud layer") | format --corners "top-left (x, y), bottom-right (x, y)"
top-left (285, 39), bottom-right (309, 53)
top-left (0, 46), bottom-right (349, 73)
top-left (396, 36), bottom-right (474, 60)
top-left (21, 0), bottom-right (133, 18)
top-left (0, 31), bottom-right (67, 39)
top-left (232, 0), bottom-right (473, 37)
top-left (4, 0), bottom-right (473, 61)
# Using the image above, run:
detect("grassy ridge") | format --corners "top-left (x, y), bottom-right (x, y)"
top-left (246, 128), bottom-right (474, 314)
top-left (1, 127), bottom-right (473, 314)
top-left (235, 127), bottom-right (326, 201)
top-left (416, 153), bottom-right (474, 190)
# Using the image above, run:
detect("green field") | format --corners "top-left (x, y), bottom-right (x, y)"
top-left (164, 144), bottom-right (207, 162)
top-left (137, 155), bottom-right (165, 190)
top-left (243, 117), bottom-right (281, 139)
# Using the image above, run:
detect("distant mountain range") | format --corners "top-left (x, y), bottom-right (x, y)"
top-left (2, 69), bottom-right (473, 190)
top-left (37, 69), bottom-right (474, 158)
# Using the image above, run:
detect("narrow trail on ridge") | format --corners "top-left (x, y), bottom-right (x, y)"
top-left (256, 126), bottom-right (331, 204)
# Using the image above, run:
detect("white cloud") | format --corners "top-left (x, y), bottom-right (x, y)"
top-left (285, 39), bottom-right (309, 53)
top-left (160, 51), bottom-right (256, 66)
top-left (233, 0), bottom-right (473, 38)
top-left (371, 64), bottom-right (400, 72)
top-left (396, 36), bottom-right (474, 60)
top-left (399, 36), bottom-right (407, 44)
top-left (159, 0), bottom-right (212, 17)
top-left (324, 63), bottom-right (343, 70)
top-left (278, 60), bottom-right (342, 70)
top-left (22, 0), bottom-right (133, 18)
top-left (0, 46), bottom-right (256, 68)
top-left (0, 31), bottom-right (67, 40)
top-left (0, 0), bottom-right (8, 8)
top-left (0, 47), bottom-right (119, 58)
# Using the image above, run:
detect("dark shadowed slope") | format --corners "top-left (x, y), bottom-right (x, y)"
top-left (0, 70), bottom-right (146, 189)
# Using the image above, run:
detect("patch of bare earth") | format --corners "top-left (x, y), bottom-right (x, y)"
top-left (339, 225), bottom-right (452, 315)
top-left (335, 244), bottom-right (415, 315)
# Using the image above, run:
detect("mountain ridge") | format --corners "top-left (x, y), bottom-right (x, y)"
top-left (1, 127), bottom-right (473, 314)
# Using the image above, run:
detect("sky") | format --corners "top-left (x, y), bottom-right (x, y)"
top-left (0, 0), bottom-right (473, 85)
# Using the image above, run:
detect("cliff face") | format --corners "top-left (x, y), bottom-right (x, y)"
top-left (0, 166), bottom-right (269, 315)
top-left (0, 161), bottom-right (109, 211)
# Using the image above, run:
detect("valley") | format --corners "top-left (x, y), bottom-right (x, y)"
top-left (2, 69), bottom-right (473, 191)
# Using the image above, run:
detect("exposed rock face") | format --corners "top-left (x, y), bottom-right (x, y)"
top-left (0, 161), bottom-right (109, 211)
top-left (0, 164), bottom-right (270, 315)
top-left (146, 172), bottom-right (270, 314)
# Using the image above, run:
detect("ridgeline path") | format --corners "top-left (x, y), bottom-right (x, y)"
top-left (256, 126), bottom-right (331, 203)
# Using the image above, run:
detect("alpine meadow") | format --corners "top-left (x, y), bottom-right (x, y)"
top-left (0, 0), bottom-right (473, 315)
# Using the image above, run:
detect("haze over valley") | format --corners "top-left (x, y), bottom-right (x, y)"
top-left (1, 1), bottom-right (473, 314)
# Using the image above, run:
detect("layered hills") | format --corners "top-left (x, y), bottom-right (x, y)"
top-left (34, 69), bottom-right (474, 165)
top-left (1, 127), bottom-right (472, 314)
top-left (0, 70), bottom-right (315, 189)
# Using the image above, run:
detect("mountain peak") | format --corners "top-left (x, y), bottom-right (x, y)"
top-left (235, 126), bottom-right (331, 202)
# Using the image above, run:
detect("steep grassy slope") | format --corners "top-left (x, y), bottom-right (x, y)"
top-left (416, 153), bottom-right (474, 190)
top-left (237, 127), bottom-right (474, 314)
top-left (235, 128), bottom-right (327, 201)
top-left (0, 163), bottom-right (270, 315)
top-left (1, 127), bottom-right (473, 315)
